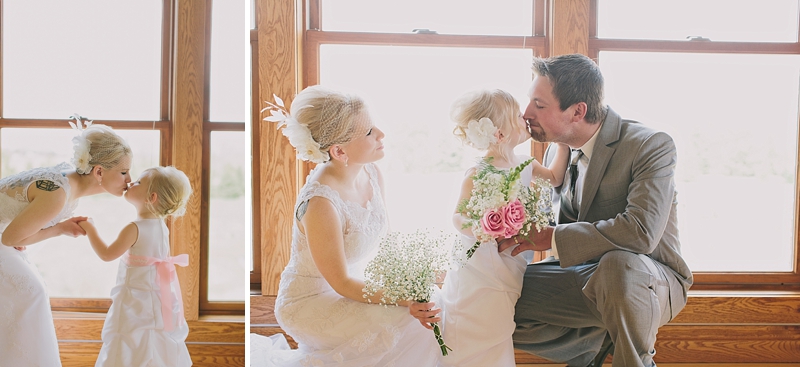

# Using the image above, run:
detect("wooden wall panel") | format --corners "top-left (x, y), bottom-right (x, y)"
top-left (548, 0), bottom-right (589, 56)
top-left (251, 293), bottom-right (800, 364)
top-left (171, 0), bottom-right (209, 320)
top-left (259, 0), bottom-right (300, 296)
top-left (59, 343), bottom-right (244, 367)
top-left (56, 316), bottom-right (244, 366)
top-left (54, 316), bottom-right (244, 343)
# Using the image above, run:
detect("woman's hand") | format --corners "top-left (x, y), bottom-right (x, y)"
top-left (57, 216), bottom-right (89, 237)
top-left (407, 301), bottom-right (442, 330)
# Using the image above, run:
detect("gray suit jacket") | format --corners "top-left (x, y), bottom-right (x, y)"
top-left (544, 107), bottom-right (693, 313)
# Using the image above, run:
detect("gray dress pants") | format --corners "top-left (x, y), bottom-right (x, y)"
top-left (513, 251), bottom-right (684, 367)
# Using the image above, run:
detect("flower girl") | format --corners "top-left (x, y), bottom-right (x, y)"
top-left (441, 89), bottom-right (570, 366)
top-left (78, 166), bottom-right (193, 367)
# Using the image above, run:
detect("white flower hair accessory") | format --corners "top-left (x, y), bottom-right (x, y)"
top-left (465, 117), bottom-right (499, 150)
top-left (263, 94), bottom-right (329, 164)
top-left (69, 114), bottom-right (94, 174)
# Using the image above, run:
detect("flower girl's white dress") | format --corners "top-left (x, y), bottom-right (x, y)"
top-left (95, 218), bottom-right (191, 367)
top-left (440, 161), bottom-right (535, 367)
top-left (0, 163), bottom-right (76, 367)
top-left (250, 163), bottom-right (440, 367)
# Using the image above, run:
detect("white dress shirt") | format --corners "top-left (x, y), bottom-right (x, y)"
top-left (550, 122), bottom-right (603, 260)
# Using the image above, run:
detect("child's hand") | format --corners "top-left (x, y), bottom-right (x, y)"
top-left (76, 218), bottom-right (97, 233)
top-left (58, 216), bottom-right (89, 237)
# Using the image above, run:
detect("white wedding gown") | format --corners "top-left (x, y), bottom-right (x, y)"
top-left (250, 163), bottom-right (440, 367)
top-left (0, 163), bottom-right (78, 367)
top-left (440, 161), bottom-right (534, 367)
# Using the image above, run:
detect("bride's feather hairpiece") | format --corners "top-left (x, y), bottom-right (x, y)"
top-left (69, 114), bottom-right (94, 174)
top-left (263, 94), bottom-right (329, 164)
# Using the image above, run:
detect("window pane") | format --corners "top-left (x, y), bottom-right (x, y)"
top-left (209, 131), bottom-right (246, 301)
top-left (321, 45), bottom-right (532, 233)
top-left (2, 128), bottom-right (160, 298)
top-left (2, 0), bottom-right (162, 120)
top-left (599, 51), bottom-right (798, 272)
top-left (250, 0), bottom-right (256, 29)
top-left (597, 0), bottom-right (798, 42)
top-left (247, 43), bottom-right (254, 273)
top-left (209, 0), bottom-right (246, 122)
top-left (322, 0), bottom-right (533, 36)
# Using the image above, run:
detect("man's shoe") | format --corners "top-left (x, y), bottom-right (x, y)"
top-left (588, 333), bottom-right (614, 367)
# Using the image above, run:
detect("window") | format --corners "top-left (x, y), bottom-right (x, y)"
top-left (1, 0), bottom-right (169, 310)
top-left (202, 0), bottom-right (246, 312)
top-left (2, 0), bottom-right (247, 314)
top-left (590, 0), bottom-right (800, 287)
top-left (255, 0), bottom-right (550, 292)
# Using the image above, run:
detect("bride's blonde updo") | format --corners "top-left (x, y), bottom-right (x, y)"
top-left (73, 124), bottom-right (132, 174)
top-left (451, 89), bottom-right (521, 150)
top-left (290, 85), bottom-right (368, 161)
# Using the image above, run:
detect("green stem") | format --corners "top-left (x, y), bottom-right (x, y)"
top-left (465, 240), bottom-right (480, 260)
top-left (430, 322), bottom-right (452, 356)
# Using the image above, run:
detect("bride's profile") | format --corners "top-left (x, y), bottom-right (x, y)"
top-left (250, 85), bottom-right (440, 367)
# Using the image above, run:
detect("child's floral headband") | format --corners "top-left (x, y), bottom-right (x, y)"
top-left (464, 117), bottom-right (499, 150)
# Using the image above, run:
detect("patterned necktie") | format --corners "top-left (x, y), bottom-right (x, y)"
top-left (568, 149), bottom-right (584, 209)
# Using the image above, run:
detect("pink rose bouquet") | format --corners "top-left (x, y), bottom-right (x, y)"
top-left (457, 157), bottom-right (554, 261)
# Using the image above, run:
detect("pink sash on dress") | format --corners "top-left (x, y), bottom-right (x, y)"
top-left (122, 253), bottom-right (189, 332)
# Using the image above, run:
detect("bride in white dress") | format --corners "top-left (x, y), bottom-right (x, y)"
top-left (0, 122), bottom-right (132, 367)
top-left (440, 89), bottom-right (569, 366)
top-left (250, 85), bottom-right (440, 367)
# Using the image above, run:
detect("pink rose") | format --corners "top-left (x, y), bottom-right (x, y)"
top-left (480, 208), bottom-right (506, 237)
top-left (503, 199), bottom-right (526, 233)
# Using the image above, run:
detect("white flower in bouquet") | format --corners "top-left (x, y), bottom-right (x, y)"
top-left (362, 229), bottom-right (455, 356)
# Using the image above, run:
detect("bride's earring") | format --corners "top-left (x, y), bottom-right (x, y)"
top-left (344, 158), bottom-right (348, 167)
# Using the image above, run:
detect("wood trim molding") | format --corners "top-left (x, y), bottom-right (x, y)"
top-left (171, 0), bottom-right (209, 320)
top-left (548, 0), bottom-right (589, 56)
top-left (258, 0), bottom-right (300, 296)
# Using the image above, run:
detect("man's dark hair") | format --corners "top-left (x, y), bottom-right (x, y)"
top-left (532, 54), bottom-right (607, 124)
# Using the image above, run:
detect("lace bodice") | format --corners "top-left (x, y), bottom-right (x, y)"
top-left (281, 163), bottom-right (387, 282)
top-left (0, 162), bottom-right (77, 234)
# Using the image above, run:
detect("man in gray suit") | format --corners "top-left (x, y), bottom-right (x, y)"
top-left (498, 54), bottom-right (693, 367)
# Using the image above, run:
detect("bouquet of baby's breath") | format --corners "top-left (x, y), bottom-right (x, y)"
top-left (363, 229), bottom-right (454, 356)
top-left (455, 157), bottom-right (554, 264)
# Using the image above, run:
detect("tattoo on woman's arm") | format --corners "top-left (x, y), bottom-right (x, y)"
top-left (296, 200), bottom-right (309, 221)
top-left (35, 180), bottom-right (59, 192)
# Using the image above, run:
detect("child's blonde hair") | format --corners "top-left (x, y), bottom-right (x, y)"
top-left (142, 166), bottom-right (192, 218)
top-left (451, 89), bottom-right (521, 150)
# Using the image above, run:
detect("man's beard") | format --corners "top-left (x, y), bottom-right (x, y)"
top-left (527, 127), bottom-right (548, 142)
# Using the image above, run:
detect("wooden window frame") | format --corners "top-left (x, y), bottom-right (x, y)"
top-left (250, 26), bottom-right (262, 289)
top-left (587, 0), bottom-right (800, 291)
top-left (255, 0), bottom-right (550, 294)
